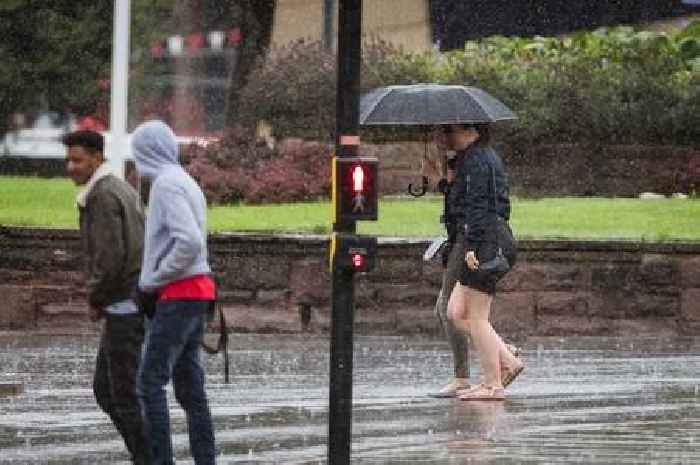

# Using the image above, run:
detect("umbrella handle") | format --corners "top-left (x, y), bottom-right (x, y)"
top-left (408, 176), bottom-right (429, 197)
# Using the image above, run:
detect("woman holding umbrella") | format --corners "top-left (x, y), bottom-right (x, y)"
top-left (359, 84), bottom-right (523, 399)
top-left (443, 123), bottom-right (523, 401)
top-left (427, 128), bottom-right (473, 398)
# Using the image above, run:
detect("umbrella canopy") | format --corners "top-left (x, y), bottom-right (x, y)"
top-left (359, 83), bottom-right (517, 126)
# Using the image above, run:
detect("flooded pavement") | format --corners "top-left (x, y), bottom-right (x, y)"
top-left (1, 333), bottom-right (699, 464)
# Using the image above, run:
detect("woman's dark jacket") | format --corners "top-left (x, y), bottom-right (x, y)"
top-left (444, 144), bottom-right (511, 251)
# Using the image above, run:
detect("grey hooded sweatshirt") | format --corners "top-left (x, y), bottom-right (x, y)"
top-left (132, 120), bottom-right (211, 292)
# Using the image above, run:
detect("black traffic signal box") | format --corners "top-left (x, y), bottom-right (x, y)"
top-left (331, 233), bottom-right (378, 273)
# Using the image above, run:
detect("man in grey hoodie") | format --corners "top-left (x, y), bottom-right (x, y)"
top-left (132, 120), bottom-right (216, 465)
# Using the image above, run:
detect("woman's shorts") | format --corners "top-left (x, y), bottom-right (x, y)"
top-left (459, 220), bottom-right (517, 295)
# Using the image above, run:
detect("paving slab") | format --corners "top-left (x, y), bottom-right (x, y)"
top-left (0, 333), bottom-right (699, 464)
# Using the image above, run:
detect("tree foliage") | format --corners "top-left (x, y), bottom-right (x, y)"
top-left (446, 25), bottom-right (700, 146)
top-left (238, 24), bottom-right (700, 147)
top-left (0, 0), bottom-right (275, 137)
top-left (0, 1), bottom-right (112, 136)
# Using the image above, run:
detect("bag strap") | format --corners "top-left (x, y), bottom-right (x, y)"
top-left (200, 282), bottom-right (230, 383)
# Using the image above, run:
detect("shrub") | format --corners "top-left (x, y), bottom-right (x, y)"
top-left (237, 39), bottom-right (437, 141)
top-left (182, 124), bottom-right (331, 204)
top-left (237, 40), bottom-right (337, 141)
top-left (440, 26), bottom-right (699, 147)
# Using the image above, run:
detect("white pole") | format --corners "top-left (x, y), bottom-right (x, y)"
top-left (108, 0), bottom-right (131, 178)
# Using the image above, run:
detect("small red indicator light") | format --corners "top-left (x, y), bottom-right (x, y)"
top-left (352, 253), bottom-right (364, 268)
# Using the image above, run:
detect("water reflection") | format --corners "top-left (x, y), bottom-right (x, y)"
top-left (448, 401), bottom-right (507, 441)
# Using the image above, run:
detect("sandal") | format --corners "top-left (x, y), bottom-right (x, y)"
top-left (505, 343), bottom-right (521, 357)
top-left (502, 361), bottom-right (524, 388)
top-left (454, 383), bottom-right (481, 397)
top-left (428, 378), bottom-right (473, 398)
top-left (458, 384), bottom-right (505, 401)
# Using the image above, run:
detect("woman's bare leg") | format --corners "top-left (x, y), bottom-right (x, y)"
top-left (463, 285), bottom-right (502, 388)
top-left (447, 283), bottom-right (470, 336)
top-left (448, 284), bottom-right (522, 385)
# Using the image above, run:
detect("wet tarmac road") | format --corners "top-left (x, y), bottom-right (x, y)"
top-left (1, 333), bottom-right (699, 464)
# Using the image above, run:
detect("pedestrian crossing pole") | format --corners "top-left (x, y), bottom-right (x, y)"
top-left (328, 1), bottom-right (363, 464)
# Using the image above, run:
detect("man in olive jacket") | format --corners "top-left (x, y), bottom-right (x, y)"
top-left (63, 130), bottom-right (151, 465)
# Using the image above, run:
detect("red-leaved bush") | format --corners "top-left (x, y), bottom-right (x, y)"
top-left (182, 124), bottom-right (332, 205)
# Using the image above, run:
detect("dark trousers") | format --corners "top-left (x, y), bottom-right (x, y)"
top-left (137, 300), bottom-right (216, 465)
top-left (94, 312), bottom-right (151, 465)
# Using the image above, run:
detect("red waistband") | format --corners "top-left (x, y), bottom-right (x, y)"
top-left (159, 274), bottom-right (216, 301)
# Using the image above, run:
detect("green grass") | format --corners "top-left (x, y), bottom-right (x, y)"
top-left (511, 197), bottom-right (699, 241)
top-left (2, 176), bottom-right (699, 241)
top-left (0, 176), bottom-right (81, 228)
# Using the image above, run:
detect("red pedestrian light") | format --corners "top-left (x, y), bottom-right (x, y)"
top-left (333, 156), bottom-right (378, 223)
top-left (352, 165), bottom-right (364, 193)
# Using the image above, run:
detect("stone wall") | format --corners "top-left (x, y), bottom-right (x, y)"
top-left (1, 226), bottom-right (699, 337)
top-left (0, 156), bottom-right (66, 177)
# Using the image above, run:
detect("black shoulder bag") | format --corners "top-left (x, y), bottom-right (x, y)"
top-left (478, 157), bottom-right (516, 275)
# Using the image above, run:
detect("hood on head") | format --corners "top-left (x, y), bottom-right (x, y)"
top-left (132, 120), bottom-right (178, 178)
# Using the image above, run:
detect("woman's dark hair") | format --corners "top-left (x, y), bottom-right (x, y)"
top-left (61, 130), bottom-right (104, 155)
top-left (471, 124), bottom-right (491, 145)
top-left (446, 156), bottom-right (457, 170)
top-left (444, 124), bottom-right (492, 144)
top-left (442, 124), bottom-right (492, 145)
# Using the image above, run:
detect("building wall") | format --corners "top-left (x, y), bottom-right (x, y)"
top-left (272, 0), bottom-right (432, 51)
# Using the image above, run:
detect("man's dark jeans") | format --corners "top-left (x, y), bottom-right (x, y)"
top-left (137, 300), bottom-right (215, 465)
top-left (94, 312), bottom-right (151, 465)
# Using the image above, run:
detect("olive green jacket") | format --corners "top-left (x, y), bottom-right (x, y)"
top-left (78, 174), bottom-right (145, 309)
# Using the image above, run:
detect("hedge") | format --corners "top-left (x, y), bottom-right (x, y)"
top-left (237, 24), bottom-right (700, 147)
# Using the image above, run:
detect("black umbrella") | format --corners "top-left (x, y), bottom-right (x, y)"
top-left (359, 83), bottom-right (517, 196)
top-left (359, 83), bottom-right (517, 126)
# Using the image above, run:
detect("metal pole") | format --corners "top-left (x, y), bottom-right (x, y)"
top-left (328, 1), bottom-right (361, 464)
top-left (323, 0), bottom-right (335, 49)
top-left (109, 0), bottom-right (131, 179)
